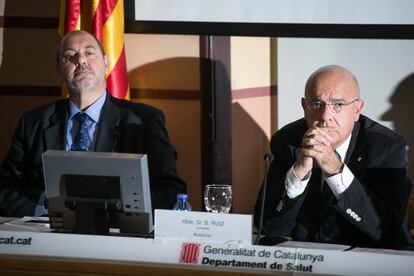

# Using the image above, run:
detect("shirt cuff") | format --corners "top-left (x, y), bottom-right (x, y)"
top-left (34, 191), bottom-right (48, 217)
top-left (285, 165), bottom-right (310, 199)
top-left (325, 164), bottom-right (354, 198)
top-left (34, 204), bottom-right (48, 217)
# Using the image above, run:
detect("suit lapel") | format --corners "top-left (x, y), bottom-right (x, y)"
top-left (289, 119), bottom-right (308, 160)
top-left (94, 94), bottom-right (121, 152)
top-left (346, 120), bottom-right (366, 175)
top-left (44, 100), bottom-right (68, 150)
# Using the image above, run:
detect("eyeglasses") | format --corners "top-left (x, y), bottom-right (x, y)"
top-left (303, 98), bottom-right (360, 113)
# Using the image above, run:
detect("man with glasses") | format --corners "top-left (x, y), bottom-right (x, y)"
top-left (255, 65), bottom-right (412, 248)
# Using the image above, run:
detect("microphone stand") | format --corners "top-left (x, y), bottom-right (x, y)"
top-left (254, 153), bottom-right (274, 245)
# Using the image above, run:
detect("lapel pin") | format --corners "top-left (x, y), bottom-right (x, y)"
top-left (357, 157), bottom-right (362, 162)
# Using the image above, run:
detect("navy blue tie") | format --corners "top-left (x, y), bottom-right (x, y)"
top-left (71, 112), bottom-right (91, 151)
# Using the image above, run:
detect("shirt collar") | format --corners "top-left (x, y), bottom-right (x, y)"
top-left (335, 134), bottom-right (352, 162)
top-left (69, 92), bottom-right (107, 123)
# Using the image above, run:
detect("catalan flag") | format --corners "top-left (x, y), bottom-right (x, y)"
top-left (58, 0), bottom-right (129, 99)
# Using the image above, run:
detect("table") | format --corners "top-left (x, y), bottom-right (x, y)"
top-left (1, 217), bottom-right (414, 275)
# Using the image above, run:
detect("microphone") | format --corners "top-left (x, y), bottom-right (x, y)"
top-left (254, 153), bottom-right (274, 245)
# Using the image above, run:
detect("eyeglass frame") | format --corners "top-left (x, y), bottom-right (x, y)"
top-left (302, 98), bottom-right (361, 113)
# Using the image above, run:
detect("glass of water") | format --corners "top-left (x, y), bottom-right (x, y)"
top-left (204, 184), bottom-right (232, 213)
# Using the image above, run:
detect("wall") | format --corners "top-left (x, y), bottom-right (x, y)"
top-left (230, 37), bottom-right (277, 213)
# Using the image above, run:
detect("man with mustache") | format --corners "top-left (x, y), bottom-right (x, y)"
top-left (0, 31), bottom-right (186, 216)
top-left (255, 65), bottom-right (412, 248)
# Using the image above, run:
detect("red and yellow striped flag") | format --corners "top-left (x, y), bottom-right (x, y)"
top-left (58, 0), bottom-right (130, 99)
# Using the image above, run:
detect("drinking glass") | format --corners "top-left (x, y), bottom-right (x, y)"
top-left (204, 184), bottom-right (232, 213)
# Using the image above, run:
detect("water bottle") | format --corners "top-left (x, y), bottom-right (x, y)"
top-left (173, 194), bottom-right (192, 211)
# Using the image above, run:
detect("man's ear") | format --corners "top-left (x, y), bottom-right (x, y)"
top-left (301, 97), bottom-right (307, 111)
top-left (354, 99), bottom-right (364, 121)
top-left (356, 99), bottom-right (364, 114)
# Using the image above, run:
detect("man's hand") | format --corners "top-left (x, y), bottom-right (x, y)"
top-left (294, 123), bottom-right (342, 178)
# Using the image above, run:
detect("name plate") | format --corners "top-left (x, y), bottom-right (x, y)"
top-left (154, 210), bottom-right (252, 244)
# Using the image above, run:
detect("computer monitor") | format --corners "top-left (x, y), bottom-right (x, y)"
top-left (42, 150), bottom-right (153, 235)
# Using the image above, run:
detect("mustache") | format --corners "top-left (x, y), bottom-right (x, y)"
top-left (74, 66), bottom-right (93, 75)
top-left (313, 121), bottom-right (334, 129)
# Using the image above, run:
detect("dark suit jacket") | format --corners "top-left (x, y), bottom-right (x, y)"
top-left (255, 115), bottom-right (412, 248)
top-left (0, 93), bottom-right (186, 216)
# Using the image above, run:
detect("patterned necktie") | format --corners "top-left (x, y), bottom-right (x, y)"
top-left (319, 151), bottom-right (342, 242)
top-left (71, 112), bottom-right (91, 151)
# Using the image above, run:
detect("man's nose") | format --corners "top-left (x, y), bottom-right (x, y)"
top-left (73, 53), bottom-right (87, 65)
top-left (320, 104), bottom-right (333, 121)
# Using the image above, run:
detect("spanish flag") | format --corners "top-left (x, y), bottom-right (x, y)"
top-left (58, 0), bottom-right (130, 99)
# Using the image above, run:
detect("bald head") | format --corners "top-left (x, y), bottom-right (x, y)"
top-left (305, 65), bottom-right (360, 99)
top-left (301, 65), bottom-right (364, 148)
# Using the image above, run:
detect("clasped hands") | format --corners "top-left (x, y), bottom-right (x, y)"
top-left (293, 123), bottom-right (343, 181)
